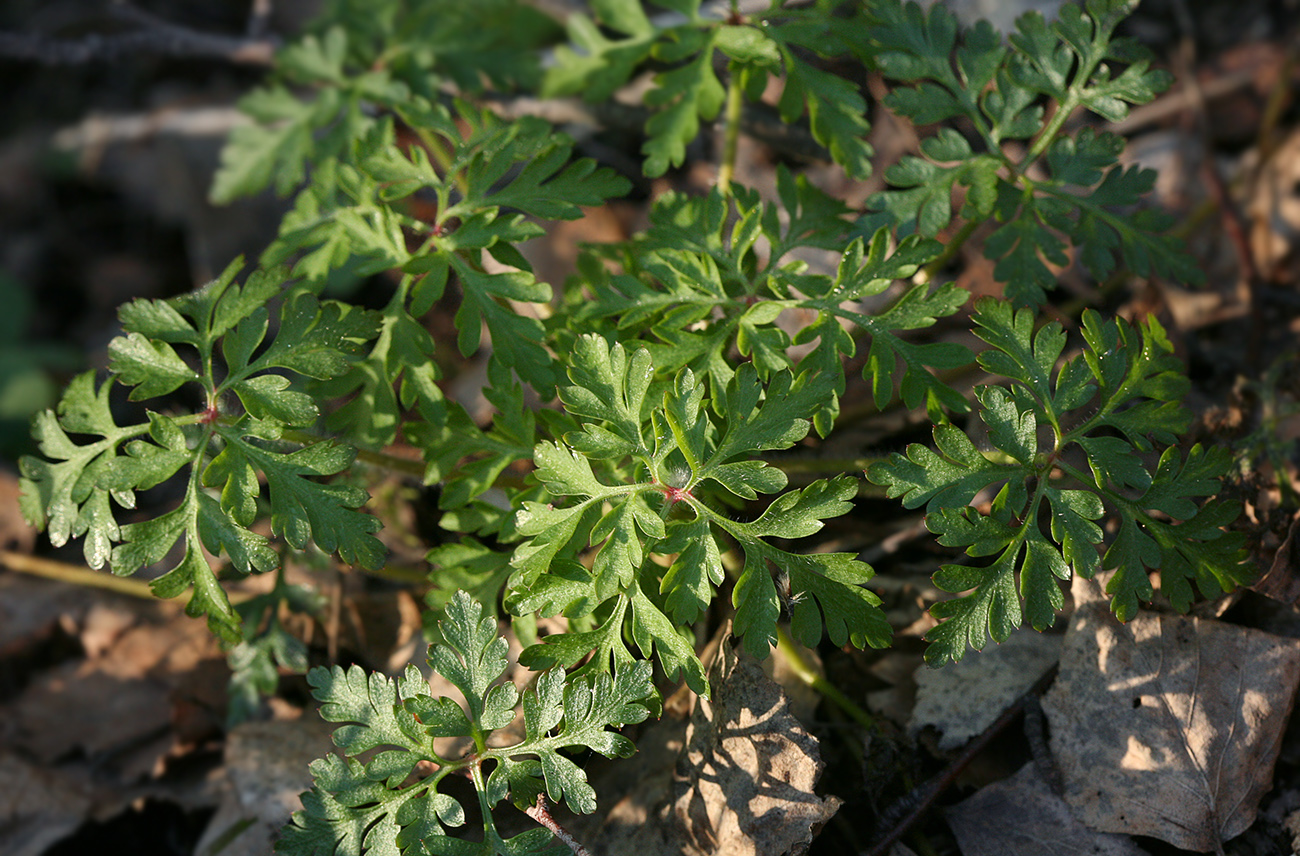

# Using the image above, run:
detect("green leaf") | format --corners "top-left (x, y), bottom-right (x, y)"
top-left (712, 477), bottom-right (891, 657)
top-left (773, 38), bottom-right (873, 178)
top-left (450, 259), bottom-right (555, 393)
top-left (642, 29), bottom-right (726, 177)
top-left (108, 333), bottom-right (197, 400)
top-left (870, 422), bottom-right (1020, 511)
top-left (859, 0), bottom-right (1186, 304)
top-left (870, 296), bottom-right (1252, 663)
top-left (231, 375), bottom-right (318, 426)
top-left (282, 592), bottom-right (652, 854)
top-left (208, 430), bottom-right (385, 570)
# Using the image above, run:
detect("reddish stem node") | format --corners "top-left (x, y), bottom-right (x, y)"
top-left (662, 484), bottom-right (691, 506)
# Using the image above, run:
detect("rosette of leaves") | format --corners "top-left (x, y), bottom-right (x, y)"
top-left (277, 590), bottom-right (655, 856)
top-left (563, 170), bottom-right (972, 433)
top-left (858, 0), bottom-right (1200, 305)
top-left (18, 261), bottom-right (383, 641)
top-left (869, 298), bottom-right (1254, 664)
top-left (500, 334), bottom-right (892, 694)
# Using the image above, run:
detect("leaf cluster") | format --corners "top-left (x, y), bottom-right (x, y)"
top-left (869, 298), bottom-right (1253, 664)
top-left (19, 261), bottom-right (383, 641)
top-left (277, 591), bottom-right (656, 856)
top-left (17, 6), bottom-right (1258, 834)
top-left (211, 0), bottom-right (559, 203)
top-left (564, 170), bottom-right (971, 433)
top-left (264, 104), bottom-right (629, 449)
top-left (544, 0), bottom-right (873, 177)
top-left (859, 0), bottom-right (1200, 305)
top-left (499, 335), bottom-right (891, 694)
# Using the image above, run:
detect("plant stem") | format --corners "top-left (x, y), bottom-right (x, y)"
top-left (918, 218), bottom-right (979, 282)
top-left (716, 61), bottom-right (744, 195)
top-left (0, 549), bottom-right (157, 598)
top-left (773, 456), bottom-right (889, 476)
top-left (776, 625), bottom-right (875, 730)
top-left (524, 794), bottom-right (592, 856)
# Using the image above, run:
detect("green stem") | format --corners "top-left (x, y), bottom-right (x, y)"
top-left (772, 455), bottom-right (889, 476)
top-left (468, 762), bottom-right (502, 845)
top-left (0, 549), bottom-right (157, 599)
top-left (716, 61), bottom-right (745, 196)
top-left (776, 626), bottom-right (876, 730)
top-left (918, 218), bottom-right (979, 283)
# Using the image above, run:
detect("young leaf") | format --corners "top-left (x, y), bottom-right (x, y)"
top-left (508, 336), bottom-right (890, 686)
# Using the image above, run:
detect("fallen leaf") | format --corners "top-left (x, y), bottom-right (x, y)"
top-left (1249, 128), bottom-right (1300, 282)
top-left (0, 749), bottom-right (93, 856)
top-left (1042, 603), bottom-right (1300, 852)
top-left (672, 635), bottom-right (842, 856)
top-left (4, 612), bottom-right (223, 770)
top-left (945, 762), bottom-right (1146, 856)
top-left (911, 628), bottom-right (1060, 750)
top-left (1248, 510), bottom-right (1300, 604)
top-left (193, 716), bottom-right (336, 856)
top-left (573, 628), bottom-right (840, 856)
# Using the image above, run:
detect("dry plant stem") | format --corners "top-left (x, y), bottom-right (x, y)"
top-left (247, 0), bottom-right (274, 39)
top-left (1257, 43), bottom-right (1300, 164)
top-left (0, 548), bottom-right (157, 599)
top-left (865, 664), bottom-right (1058, 856)
top-left (776, 625), bottom-right (876, 730)
top-left (0, 4), bottom-right (276, 66)
top-left (524, 794), bottom-right (592, 856)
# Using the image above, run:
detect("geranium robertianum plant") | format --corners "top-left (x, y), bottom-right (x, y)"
top-left (18, 1), bottom-right (1253, 851)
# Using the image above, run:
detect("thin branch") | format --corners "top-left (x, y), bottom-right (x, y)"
top-left (865, 665), bottom-right (1058, 856)
top-left (0, 4), bottom-right (277, 66)
top-left (0, 548), bottom-right (156, 599)
top-left (247, 0), bottom-right (274, 39)
top-left (524, 794), bottom-right (592, 856)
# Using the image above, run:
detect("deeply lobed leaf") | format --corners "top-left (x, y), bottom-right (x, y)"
top-left (279, 591), bottom-right (653, 855)
top-left (869, 297), bottom-right (1251, 663)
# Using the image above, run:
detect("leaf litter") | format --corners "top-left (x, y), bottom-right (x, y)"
top-left (1042, 601), bottom-right (1300, 852)
top-left (576, 628), bottom-right (840, 856)
top-left (946, 762), bottom-right (1147, 856)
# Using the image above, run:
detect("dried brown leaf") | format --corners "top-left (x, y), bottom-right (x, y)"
top-left (1248, 511), bottom-right (1300, 604)
top-left (1042, 604), bottom-right (1300, 852)
top-left (911, 628), bottom-right (1060, 750)
top-left (193, 717), bottom-right (335, 856)
top-left (0, 749), bottom-right (93, 856)
top-left (671, 637), bottom-right (841, 856)
top-left (945, 763), bottom-right (1146, 856)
